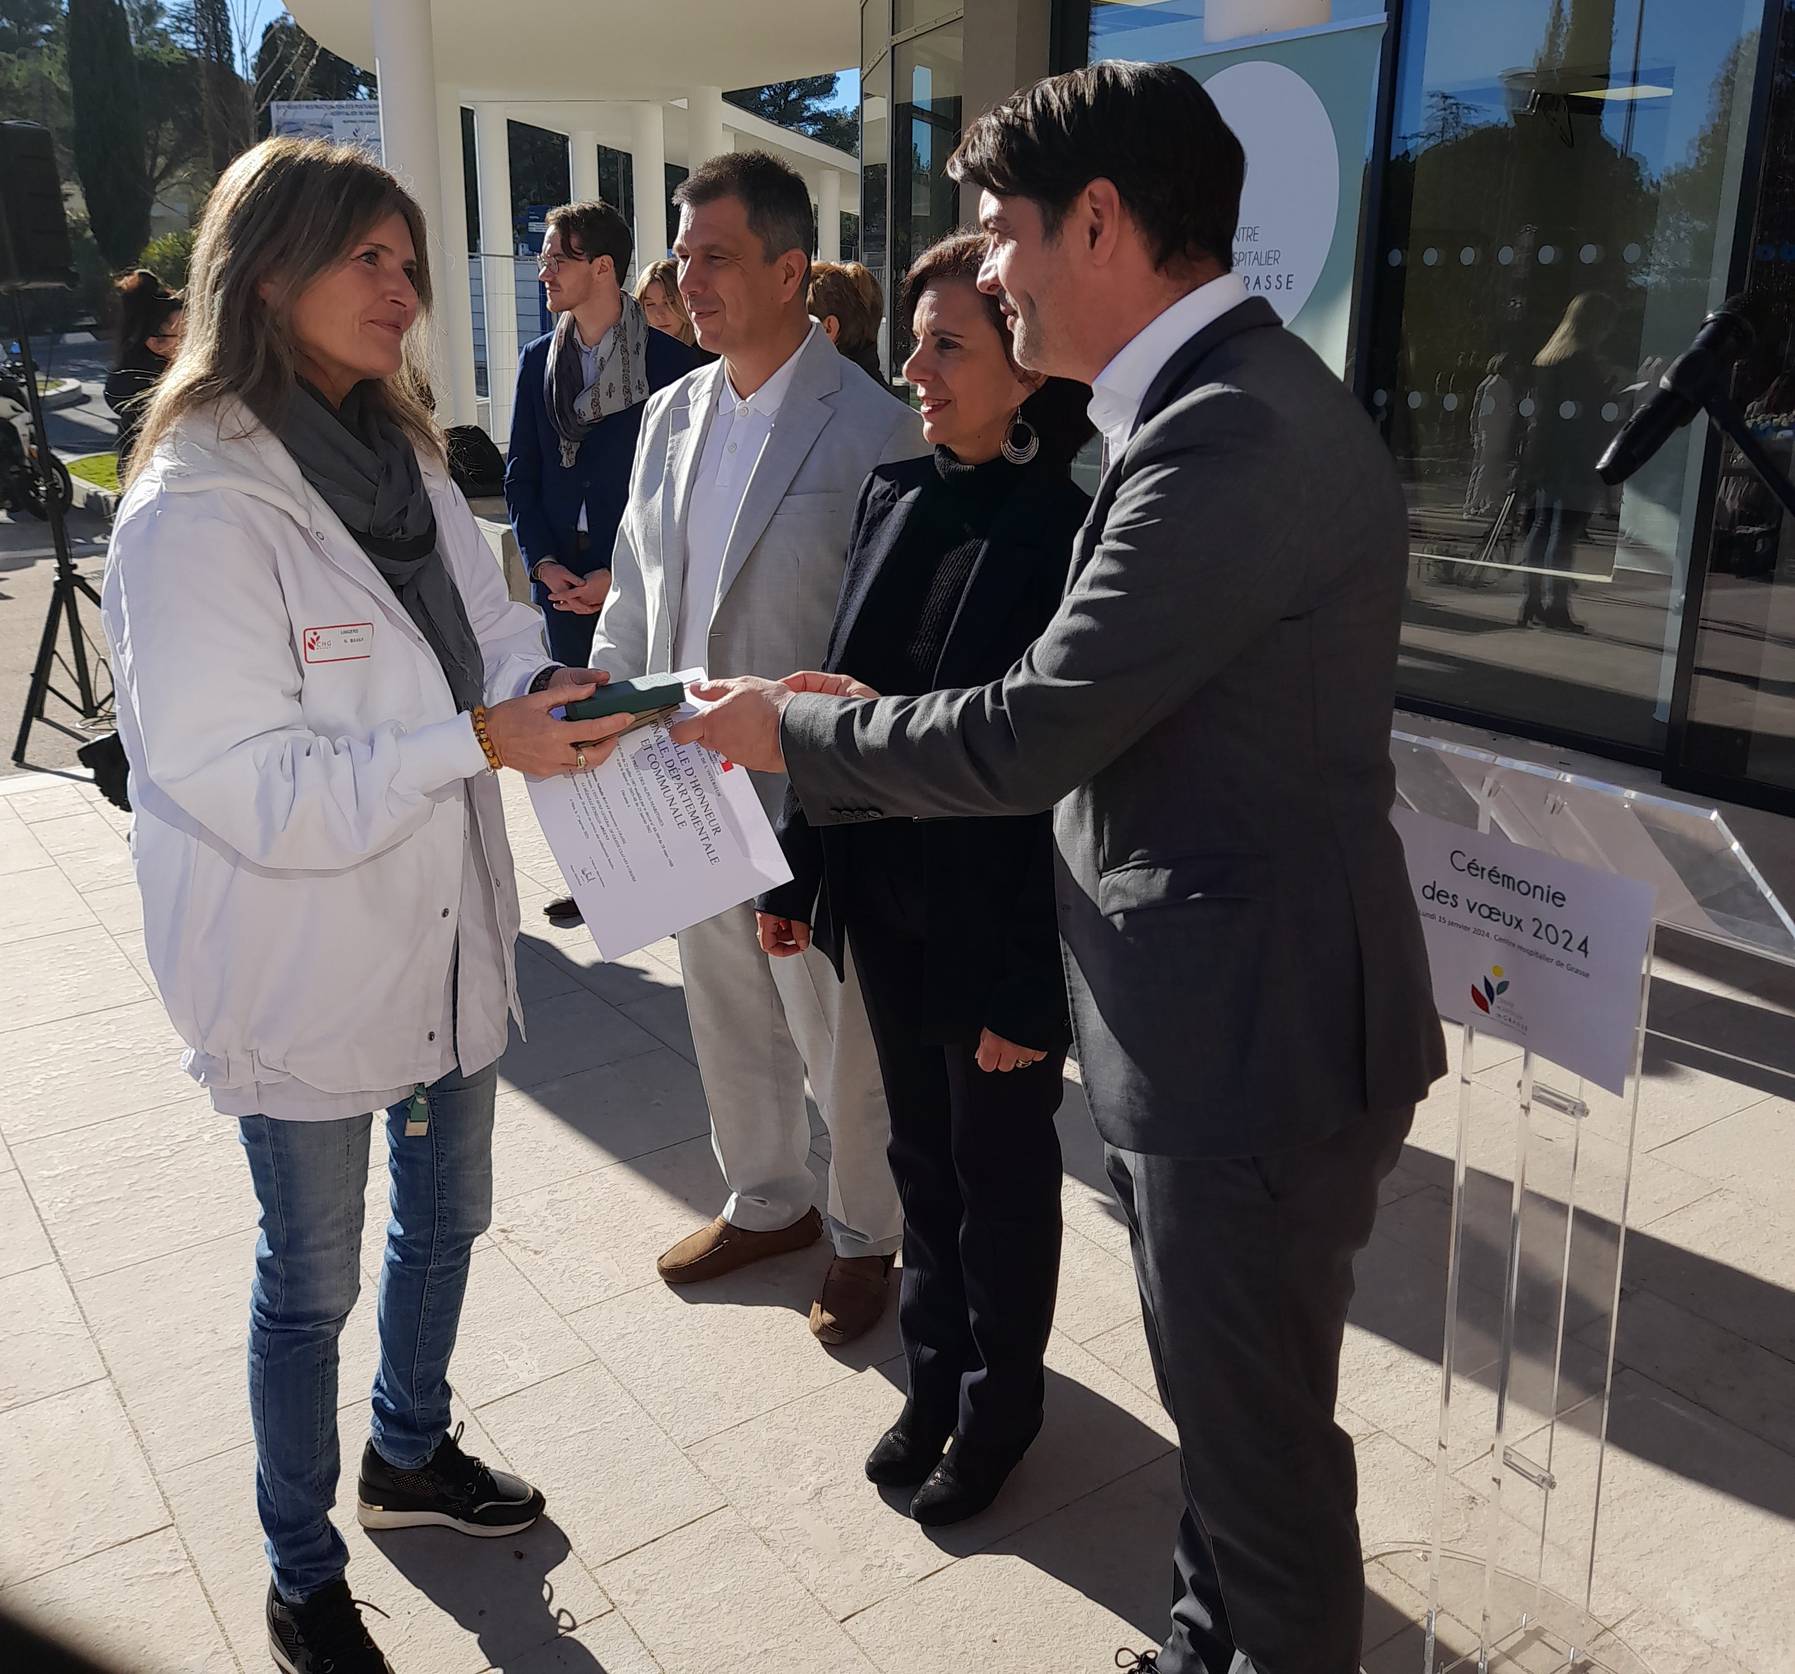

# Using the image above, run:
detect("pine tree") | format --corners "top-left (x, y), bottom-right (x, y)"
top-left (185, 0), bottom-right (248, 173)
top-left (66, 0), bottom-right (152, 269)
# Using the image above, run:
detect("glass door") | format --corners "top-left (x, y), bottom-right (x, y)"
top-left (1674, 1), bottom-right (1795, 806)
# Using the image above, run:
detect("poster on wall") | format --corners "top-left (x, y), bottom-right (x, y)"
top-left (1203, 59), bottom-right (1338, 323)
top-left (270, 101), bottom-right (383, 158)
top-left (1180, 19), bottom-right (1386, 376)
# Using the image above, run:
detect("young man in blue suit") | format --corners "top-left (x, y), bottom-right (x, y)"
top-left (507, 199), bottom-right (703, 668)
top-left (506, 199), bottom-right (703, 922)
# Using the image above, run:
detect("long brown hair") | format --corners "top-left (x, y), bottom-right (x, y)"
top-left (128, 138), bottom-right (441, 484)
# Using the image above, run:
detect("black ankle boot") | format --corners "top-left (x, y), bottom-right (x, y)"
top-left (908, 1437), bottom-right (1029, 1526)
top-left (865, 1408), bottom-right (950, 1488)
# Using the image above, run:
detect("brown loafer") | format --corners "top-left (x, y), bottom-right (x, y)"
top-left (656, 1207), bottom-right (823, 1285)
top-left (809, 1253), bottom-right (895, 1345)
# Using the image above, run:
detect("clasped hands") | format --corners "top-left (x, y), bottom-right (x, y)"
top-left (534, 561), bottom-right (611, 616)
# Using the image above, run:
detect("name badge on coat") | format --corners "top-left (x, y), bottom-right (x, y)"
top-left (302, 622), bottom-right (374, 663)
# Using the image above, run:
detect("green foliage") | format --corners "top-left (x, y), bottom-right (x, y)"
top-left (139, 225), bottom-right (194, 288)
top-left (725, 76), bottom-right (859, 157)
top-left (252, 15), bottom-right (374, 139)
top-left (67, 0), bottom-right (152, 270)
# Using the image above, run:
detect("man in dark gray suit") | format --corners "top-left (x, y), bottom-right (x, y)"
top-left (654, 62), bottom-right (1445, 1674)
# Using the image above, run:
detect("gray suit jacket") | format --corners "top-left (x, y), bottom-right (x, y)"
top-left (589, 328), bottom-right (926, 816)
top-left (782, 299), bottom-right (1447, 1158)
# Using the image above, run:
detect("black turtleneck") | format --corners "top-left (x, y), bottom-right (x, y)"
top-left (845, 445), bottom-right (1018, 700)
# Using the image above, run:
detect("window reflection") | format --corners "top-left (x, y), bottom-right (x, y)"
top-left (1371, 0), bottom-right (1763, 754)
top-left (1682, 2), bottom-right (1795, 794)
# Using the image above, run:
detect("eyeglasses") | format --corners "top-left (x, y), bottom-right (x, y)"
top-left (536, 253), bottom-right (591, 274)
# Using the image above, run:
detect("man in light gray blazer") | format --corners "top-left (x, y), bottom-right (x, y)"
top-left (588, 151), bottom-right (926, 1346)
top-left (670, 68), bottom-right (1446, 1674)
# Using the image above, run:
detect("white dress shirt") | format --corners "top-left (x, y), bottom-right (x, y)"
top-left (545, 325), bottom-right (609, 533)
top-left (675, 321), bottom-right (818, 673)
top-left (1087, 272), bottom-right (1250, 465)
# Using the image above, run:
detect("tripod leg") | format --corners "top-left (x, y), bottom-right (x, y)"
top-left (13, 574), bottom-right (65, 763)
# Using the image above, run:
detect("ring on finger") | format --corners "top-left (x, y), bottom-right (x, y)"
top-left (575, 749), bottom-right (588, 771)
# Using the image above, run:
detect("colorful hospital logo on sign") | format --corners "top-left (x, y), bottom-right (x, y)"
top-left (1471, 965), bottom-right (1510, 1015)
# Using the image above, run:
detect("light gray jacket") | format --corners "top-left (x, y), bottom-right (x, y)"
top-left (589, 327), bottom-right (924, 813)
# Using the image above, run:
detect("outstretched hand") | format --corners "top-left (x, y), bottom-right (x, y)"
top-left (669, 676), bottom-right (793, 772)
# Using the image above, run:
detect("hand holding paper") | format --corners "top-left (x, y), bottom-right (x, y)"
top-left (527, 671), bottom-right (794, 958)
top-left (669, 670), bottom-right (883, 771)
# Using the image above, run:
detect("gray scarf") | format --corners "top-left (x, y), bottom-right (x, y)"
top-left (547, 292), bottom-right (652, 469)
top-left (271, 381), bottom-right (486, 715)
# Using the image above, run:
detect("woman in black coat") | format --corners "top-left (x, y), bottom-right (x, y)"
top-left (104, 269), bottom-right (183, 475)
top-left (757, 231), bottom-right (1092, 1526)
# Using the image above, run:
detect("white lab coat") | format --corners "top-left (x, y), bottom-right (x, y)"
top-left (102, 398), bottom-right (551, 1106)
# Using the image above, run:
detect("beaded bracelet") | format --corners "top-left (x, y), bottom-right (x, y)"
top-left (470, 706), bottom-right (503, 772)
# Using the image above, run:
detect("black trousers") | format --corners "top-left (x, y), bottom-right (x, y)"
top-left (849, 918), bottom-right (1066, 1456)
top-left (1105, 1102), bottom-right (1415, 1674)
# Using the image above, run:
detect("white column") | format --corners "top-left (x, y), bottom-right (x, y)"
top-left (474, 104), bottom-right (520, 443)
top-left (687, 84), bottom-right (726, 170)
top-left (631, 101), bottom-right (668, 265)
top-left (818, 169), bottom-right (842, 262)
top-left (570, 128), bottom-right (601, 204)
top-left (370, 0), bottom-right (456, 413)
top-left (432, 94), bottom-right (477, 427)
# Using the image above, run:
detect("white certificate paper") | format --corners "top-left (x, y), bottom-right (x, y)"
top-left (525, 675), bottom-right (792, 959)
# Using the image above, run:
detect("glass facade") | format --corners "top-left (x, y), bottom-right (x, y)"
top-left (861, 1), bottom-right (964, 381)
top-left (1369, 0), bottom-right (1765, 762)
top-left (1682, 1), bottom-right (1795, 796)
top-left (1069, 0), bottom-right (1795, 811)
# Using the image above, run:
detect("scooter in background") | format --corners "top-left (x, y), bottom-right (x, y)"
top-left (0, 355), bottom-right (74, 520)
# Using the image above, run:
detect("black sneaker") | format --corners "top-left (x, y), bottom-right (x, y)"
top-left (355, 1422), bottom-right (544, 1537)
top-left (266, 1578), bottom-right (393, 1674)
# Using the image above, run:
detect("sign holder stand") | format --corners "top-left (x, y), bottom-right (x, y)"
top-left (1383, 731), bottom-right (1795, 1674)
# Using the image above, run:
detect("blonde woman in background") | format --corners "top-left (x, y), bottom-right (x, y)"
top-left (635, 255), bottom-right (700, 347)
top-left (105, 139), bottom-right (612, 1674)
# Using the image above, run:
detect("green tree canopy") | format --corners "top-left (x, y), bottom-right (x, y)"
top-left (726, 75), bottom-right (857, 155)
top-left (67, 0), bottom-right (153, 268)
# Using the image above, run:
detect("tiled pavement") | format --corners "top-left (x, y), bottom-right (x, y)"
top-left (1, 770), bottom-right (1792, 1673)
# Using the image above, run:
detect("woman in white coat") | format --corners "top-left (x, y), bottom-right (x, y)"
top-left (104, 139), bottom-right (610, 1674)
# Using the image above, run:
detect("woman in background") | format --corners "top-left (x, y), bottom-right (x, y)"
top-left (635, 256), bottom-right (699, 347)
top-left (809, 259), bottom-right (885, 383)
top-left (104, 268), bottom-right (183, 474)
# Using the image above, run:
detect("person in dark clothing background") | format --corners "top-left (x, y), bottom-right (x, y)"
top-left (104, 269), bottom-right (183, 475)
top-left (757, 231), bottom-right (1092, 1527)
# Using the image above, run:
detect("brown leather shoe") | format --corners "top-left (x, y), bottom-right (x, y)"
top-left (656, 1207), bottom-right (823, 1285)
top-left (809, 1253), bottom-right (894, 1345)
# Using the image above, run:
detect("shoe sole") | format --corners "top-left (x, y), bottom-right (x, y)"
top-left (270, 1632), bottom-right (394, 1674)
top-left (355, 1499), bottom-right (541, 1537)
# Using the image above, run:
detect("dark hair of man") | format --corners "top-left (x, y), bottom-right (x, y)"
top-left (946, 61), bottom-right (1244, 275)
top-left (674, 150), bottom-right (815, 283)
top-left (900, 230), bottom-right (1094, 471)
top-left (545, 200), bottom-right (633, 279)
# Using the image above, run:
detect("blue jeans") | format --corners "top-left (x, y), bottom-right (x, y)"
top-left (238, 1061), bottom-right (498, 1603)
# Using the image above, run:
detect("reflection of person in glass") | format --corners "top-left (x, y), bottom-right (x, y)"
top-left (1518, 292), bottom-right (1617, 633)
top-left (1464, 352), bottom-right (1517, 517)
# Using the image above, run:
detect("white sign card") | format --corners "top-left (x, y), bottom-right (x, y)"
top-left (1393, 808), bottom-right (1656, 1096)
top-left (526, 676), bottom-right (792, 960)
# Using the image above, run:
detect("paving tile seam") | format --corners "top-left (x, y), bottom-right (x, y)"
top-left (6, 1088), bottom-right (223, 1153)
top-left (0, 1520), bottom-right (178, 1596)
top-left (500, 1033), bottom-right (670, 1095)
top-left (0, 982), bottom-right (159, 1039)
top-left (0, 1372), bottom-right (111, 1422)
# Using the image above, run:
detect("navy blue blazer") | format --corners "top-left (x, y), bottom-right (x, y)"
top-left (504, 326), bottom-right (704, 586)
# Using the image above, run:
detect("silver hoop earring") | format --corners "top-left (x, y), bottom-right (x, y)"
top-left (1001, 411), bottom-right (1040, 466)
